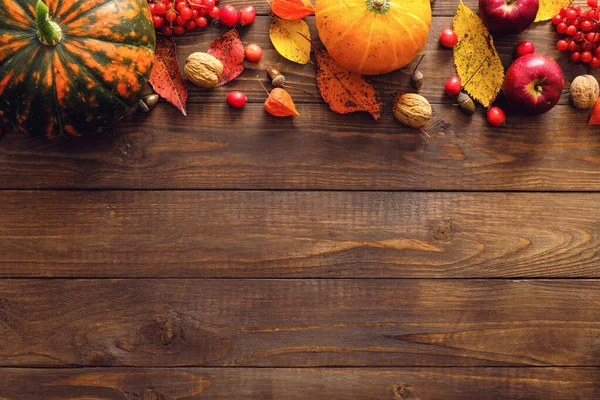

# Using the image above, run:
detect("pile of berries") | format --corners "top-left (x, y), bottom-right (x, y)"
top-left (148, 0), bottom-right (256, 36)
top-left (553, 0), bottom-right (600, 66)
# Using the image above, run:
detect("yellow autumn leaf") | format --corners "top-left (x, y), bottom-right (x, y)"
top-left (269, 14), bottom-right (311, 64)
top-left (535, 0), bottom-right (572, 21)
top-left (453, 1), bottom-right (504, 107)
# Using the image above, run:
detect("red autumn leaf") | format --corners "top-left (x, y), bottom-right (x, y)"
top-left (315, 47), bottom-right (382, 120)
top-left (207, 29), bottom-right (245, 86)
top-left (271, 0), bottom-right (315, 20)
top-left (149, 36), bottom-right (188, 116)
top-left (265, 88), bottom-right (299, 117)
top-left (589, 98), bottom-right (600, 125)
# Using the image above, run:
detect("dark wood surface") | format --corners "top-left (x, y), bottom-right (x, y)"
top-left (1, 0), bottom-right (600, 398)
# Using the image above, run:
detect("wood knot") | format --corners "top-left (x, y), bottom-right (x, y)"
top-left (122, 316), bottom-right (186, 353)
top-left (115, 133), bottom-right (145, 161)
top-left (74, 345), bottom-right (116, 366)
top-left (141, 389), bottom-right (166, 400)
top-left (393, 384), bottom-right (421, 400)
top-left (432, 219), bottom-right (453, 242)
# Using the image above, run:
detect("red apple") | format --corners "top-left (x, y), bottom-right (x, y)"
top-left (479, 0), bottom-right (539, 34)
top-left (502, 54), bottom-right (564, 115)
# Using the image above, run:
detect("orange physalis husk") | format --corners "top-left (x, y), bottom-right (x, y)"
top-left (589, 98), bottom-right (600, 125)
top-left (265, 88), bottom-right (300, 117)
top-left (271, 0), bottom-right (315, 20)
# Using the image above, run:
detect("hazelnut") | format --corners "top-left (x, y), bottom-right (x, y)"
top-left (570, 74), bottom-right (599, 110)
top-left (184, 52), bottom-right (223, 88)
top-left (393, 93), bottom-right (432, 128)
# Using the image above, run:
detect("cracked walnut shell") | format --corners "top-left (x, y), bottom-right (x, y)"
top-left (185, 52), bottom-right (224, 88)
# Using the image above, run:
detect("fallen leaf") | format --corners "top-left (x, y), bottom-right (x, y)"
top-left (589, 98), bottom-right (600, 125)
top-left (149, 36), bottom-right (187, 116)
top-left (265, 88), bottom-right (300, 117)
top-left (453, 1), bottom-right (504, 107)
top-left (269, 14), bottom-right (311, 65)
top-left (207, 29), bottom-right (245, 86)
top-left (271, 0), bottom-right (314, 20)
top-left (535, 0), bottom-right (572, 21)
top-left (314, 47), bottom-right (382, 120)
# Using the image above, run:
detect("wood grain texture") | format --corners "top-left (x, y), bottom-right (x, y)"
top-left (1, 367), bottom-right (598, 399)
top-left (2, 279), bottom-right (600, 367)
top-left (1, 191), bottom-right (599, 278)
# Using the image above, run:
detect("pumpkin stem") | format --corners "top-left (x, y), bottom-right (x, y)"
top-left (371, 0), bottom-right (387, 10)
top-left (35, 0), bottom-right (62, 46)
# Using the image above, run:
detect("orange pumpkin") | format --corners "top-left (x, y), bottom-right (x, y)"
top-left (315, 0), bottom-right (432, 75)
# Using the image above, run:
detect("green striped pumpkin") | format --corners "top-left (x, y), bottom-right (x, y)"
top-left (0, 0), bottom-right (155, 139)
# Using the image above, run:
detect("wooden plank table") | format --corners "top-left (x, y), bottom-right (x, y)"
top-left (2, 0), bottom-right (600, 398)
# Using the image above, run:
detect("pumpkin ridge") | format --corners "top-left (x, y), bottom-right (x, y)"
top-left (381, 13), bottom-right (400, 69)
top-left (59, 0), bottom-right (113, 24)
top-left (68, 36), bottom-right (155, 52)
top-left (8, 0), bottom-right (35, 23)
top-left (325, 8), bottom-right (369, 49)
top-left (358, 13), bottom-right (376, 72)
top-left (58, 45), bottom-right (132, 107)
top-left (385, 9), bottom-right (419, 49)
top-left (389, 4), bottom-right (429, 31)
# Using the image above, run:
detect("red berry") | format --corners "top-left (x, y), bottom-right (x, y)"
top-left (162, 25), bottom-right (174, 36)
top-left (556, 22), bottom-right (567, 33)
top-left (566, 8), bottom-right (578, 20)
top-left (595, 46), bottom-right (600, 57)
top-left (219, 5), bottom-right (238, 26)
top-left (179, 6), bottom-right (193, 20)
top-left (149, 2), bottom-right (157, 13)
top-left (516, 40), bottom-right (534, 57)
top-left (175, 15), bottom-right (187, 26)
top-left (173, 25), bottom-right (186, 35)
top-left (568, 41), bottom-right (578, 51)
top-left (582, 51), bottom-right (593, 63)
top-left (208, 6), bottom-right (220, 18)
top-left (560, 6), bottom-right (568, 16)
top-left (239, 4), bottom-right (256, 25)
top-left (204, 0), bottom-right (216, 9)
top-left (571, 51), bottom-right (581, 62)
top-left (152, 14), bottom-right (164, 27)
top-left (552, 14), bottom-right (562, 24)
top-left (175, 1), bottom-right (187, 12)
top-left (195, 15), bottom-right (208, 27)
top-left (581, 20), bottom-right (593, 31)
top-left (588, 0), bottom-right (598, 8)
top-left (155, 2), bottom-right (167, 13)
top-left (591, 56), bottom-right (600, 68)
top-left (487, 107), bottom-right (505, 127)
top-left (165, 8), bottom-right (177, 22)
top-left (588, 9), bottom-right (599, 19)
top-left (586, 32), bottom-right (597, 42)
top-left (556, 39), bottom-right (568, 51)
top-left (439, 28), bottom-right (458, 48)
top-left (227, 91), bottom-right (247, 108)
top-left (566, 24), bottom-right (577, 35)
top-left (444, 75), bottom-right (461, 96)
top-left (185, 19), bottom-right (196, 30)
top-left (245, 43), bottom-right (263, 62)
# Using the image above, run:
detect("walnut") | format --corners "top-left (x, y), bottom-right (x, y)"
top-left (570, 74), bottom-right (599, 110)
top-left (184, 52), bottom-right (223, 88)
top-left (392, 93), bottom-right (432, 128)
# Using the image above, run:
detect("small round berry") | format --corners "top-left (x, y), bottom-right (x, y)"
top-left (560, 6), bottom-right (568, 16)
top-left (219, 5), bottom-right (238, 26)
top-left (552, 14), bottom-right (562, 24)
top-left (591, 56), bottom-right (600, 68)
top-left (568, 41), bottom-right (578, 51)
top-left (581, 20), bottom-right (593, 31)
top-left (175, 1), bottom-right (188, 13)
top-left (439, 28), bottom-right (458, 48)
top-left (173, 25), bottom-right (186, 35)
top-left (571, 51), bottom-right (581, 62)
top-left (152, 14), bottom-right (164, 28)
top-left (245, 44), bottom-right (263, 62)
top-left (185, 20), bottom-right (197, 30)
top-left (179, 6), bottom-right (193, 20)
top-left (595, 46), bottom-right (600, 57)
top-left (516, 40), bottom-right (534, 57)
top-left (195, 15), bottom-right (208, 27)
top-left (487, 107), bottom-right (505, 127)
top-left (165, 8), bottom-right (177, 22)
top-left (162, 25), bottom-right (174, 36)
top-left (155, 2), bottom-right (167, 14)
top-left (239, 5), bottom-right (257, 25)
top-left (149, 2), bottom-right (157, 13)
top-left (227, 91), bottom-right (247, 108)
top-left (208, 6), bottom-right (220, 18)
top-left (556, 22), bottom-right (567, 33)
top-left (204, 0), bottom-right (216, 9)
top-left (566, 24), bottom-right (577, 35)
top-left (444, 75), bottom-right (461, 96)
top-left (588, 0), bottom-right (598, 8)
top-left (589, 9), bottom-right (599, 19)
top-left (556, 40), bottom-right (568, 51)
top-left (566, 8), bottom-right (578, 20)
top-left (582, 51), bottom-right (593, 63)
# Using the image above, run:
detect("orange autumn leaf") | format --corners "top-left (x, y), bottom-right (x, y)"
top-left (315, 47), bottom-right (382, 120)
top-left (271, 0), bottom-right (315, 20)
top-left (589, 98), bottom-right (600, 125)
top-left (149, 36), bottom-right (187, 116)
top-left (265, 88), bottom-right (300, 117)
